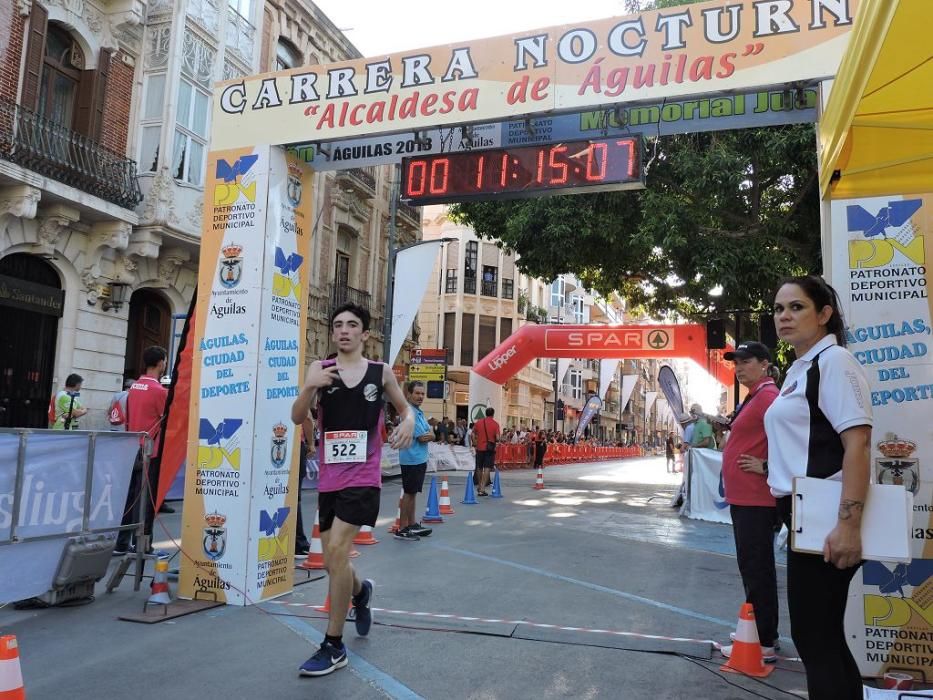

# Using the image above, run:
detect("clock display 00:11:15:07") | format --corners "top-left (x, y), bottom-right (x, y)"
top-left (401, 136), bottom-right (643, 204)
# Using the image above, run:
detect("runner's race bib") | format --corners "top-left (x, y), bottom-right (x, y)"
top-left (324, 430), bottom-right (367, 464)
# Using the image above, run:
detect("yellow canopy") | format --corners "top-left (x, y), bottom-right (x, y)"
top-left (819, 0), bottom-right (933, 200)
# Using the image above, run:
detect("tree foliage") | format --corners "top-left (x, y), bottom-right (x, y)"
top-left (450, 125), bottom-right (821, 318)
top-left (449, 0), bottom-right (822, 318)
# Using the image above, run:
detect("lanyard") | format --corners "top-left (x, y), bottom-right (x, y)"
top-left (729, 380), bottom-right (775, 426)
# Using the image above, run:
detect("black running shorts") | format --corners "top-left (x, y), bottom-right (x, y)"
top-left (400, 462), bottom-right (428, 494)
top-left (475, 449), bottom-right (496, 470)
top-left (318, 487), bottom-right (381, 532)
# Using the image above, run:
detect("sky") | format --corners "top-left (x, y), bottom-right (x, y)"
top-left (311, 0), bottom-right (633, 57)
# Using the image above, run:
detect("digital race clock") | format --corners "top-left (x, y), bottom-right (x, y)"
top-left (400, 136), bottom-right (643, 205)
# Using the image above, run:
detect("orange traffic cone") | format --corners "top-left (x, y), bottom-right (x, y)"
top-left (439, 477), bottom-right (455, 515)
top-left (297, 510), bottom-right (325, 570)
top-left (315, 593), bottom-right (352, 614)
top-left (147, 552), bottom-right (173, 607)
top-left (721, 603), bottom-right (774, 678)
top-left (533, 466), bottom-right (545, 490)
top-left (353, 525), bottom-right (379, 545)
top-left (387, 487), bottom-right (403, 533)
top-left (0, 635), bottom-right (25, 700)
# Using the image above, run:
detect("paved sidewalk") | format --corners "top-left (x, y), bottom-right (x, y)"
top-left (2, 455), bottom-right (811, 700)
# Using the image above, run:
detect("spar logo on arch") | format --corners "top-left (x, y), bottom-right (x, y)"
top-left (545, 328), bottom-right (674, 351)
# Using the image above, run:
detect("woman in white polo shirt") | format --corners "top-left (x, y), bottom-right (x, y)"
top-left (764, 275), bottom-right (872, 699)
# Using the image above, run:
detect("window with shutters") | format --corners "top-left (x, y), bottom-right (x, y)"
top-left (38, 24), bottom-right (82, 130)
top-left (21, 7), bottom-right (114, 145)
top-left (172, 78), bottom-right (210, 185)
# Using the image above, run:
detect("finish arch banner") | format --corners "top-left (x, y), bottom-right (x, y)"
top-left (468, 323), bottom-right (713, 419)
top-left (208, 0), bottom-right (856, 150)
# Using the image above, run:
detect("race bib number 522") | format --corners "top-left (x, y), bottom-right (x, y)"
top-left (324, 430), bottom-right (367, 464)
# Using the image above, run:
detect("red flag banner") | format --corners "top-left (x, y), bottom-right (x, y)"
top-left (156, 292), bottom-right (196, 509)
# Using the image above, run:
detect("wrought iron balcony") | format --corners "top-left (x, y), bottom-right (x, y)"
top-left (0, 97), bottom-right (142, 209)
top-left (397, 200), bottom-right (421, 224)
top-left (330, 282), bottom-right (374, 318)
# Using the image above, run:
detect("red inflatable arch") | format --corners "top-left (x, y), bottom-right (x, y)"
top-left (473, 324), bottom-right (718, 383)
top-left (468, 323), bottom-right (730, 420)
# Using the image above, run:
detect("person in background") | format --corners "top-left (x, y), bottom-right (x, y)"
top-left (115, 346), bottom-right (168, 554)
top-left (294, 419), bottom-right (313, 555)
top-left (434, 417), bottom-right (449, 443)
top-left (472, 407), bottom-right (500, 496)
top-left (764, 276), bottom-right (872, 699)
top-left (51, 373), bottom-right (87, 430)
top-left (688, 403), bottom-right (716, 449)
top-left (108, 378), bottom-right (135, 431)
top-left (395, 381), bottom-right (434, 541)
top-left (718, 342), bottom-right (780, 664)
top-left (534, 429), bottom-right (548, 471)
top-left (665, 431), bottom-right (676, 473)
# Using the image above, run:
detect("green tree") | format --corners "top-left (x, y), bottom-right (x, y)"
top-left (449, 0), bottom-right (822, 318)
top-left (450, 125), bottom-right (821, 319)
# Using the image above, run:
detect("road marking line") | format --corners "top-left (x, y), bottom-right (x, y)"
top-left (271, 609), bottom-right (425, 700)
top-left (265, 600), bottom-right (718, 646)
top-left (425, 542), bottom-right (737, 629)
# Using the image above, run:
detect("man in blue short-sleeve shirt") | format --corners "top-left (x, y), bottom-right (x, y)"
top-left (396, 381), bottom-right (435, 541)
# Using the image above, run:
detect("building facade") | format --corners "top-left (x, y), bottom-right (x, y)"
top-left (0, 0), bottom-right (149, 429)
top-left (418, 206), bottom-right (552, 427)
top-left (259, 0), bottom-right (421, 366)
top-left (0, 0), bottom-right (419, 430)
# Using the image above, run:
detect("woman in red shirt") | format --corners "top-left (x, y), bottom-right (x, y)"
top-left (719, 341), bottom-right (780, 662)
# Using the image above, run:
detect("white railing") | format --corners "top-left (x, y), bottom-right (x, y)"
top-left (225, 7), bottom-right (255, 65)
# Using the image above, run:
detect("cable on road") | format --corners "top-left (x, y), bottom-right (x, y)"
top-left (263, 607), bottom-right (805, 699)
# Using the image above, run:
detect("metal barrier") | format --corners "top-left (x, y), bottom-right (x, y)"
top-left (0, 428), bottom-right (147, 603)
top-left (494, 442), bottom-right (644, 469)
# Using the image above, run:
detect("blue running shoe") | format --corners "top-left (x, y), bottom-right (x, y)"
top-left (352, 579), bottom-right (374, 636)
top-left (298, 641), bottom-right (348, 677)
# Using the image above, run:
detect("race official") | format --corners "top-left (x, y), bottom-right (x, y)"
top-left (719, 341), bottom-right (780, 662)
top-left (765, 276), bottom-right (872, 699)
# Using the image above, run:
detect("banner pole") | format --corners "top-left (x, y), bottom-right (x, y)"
top-left (382, 164), bottom-right (401, 363)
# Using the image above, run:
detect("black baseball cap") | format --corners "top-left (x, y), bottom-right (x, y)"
top-left (724, 341), bottom-right (771, 362)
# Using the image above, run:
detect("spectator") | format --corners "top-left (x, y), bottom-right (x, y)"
top-left (108, 378), bottom-right (135, 431)
top-left (51, 373), bottom-right (87, 430)
top-left (688, 404), bottom-right (716, 449)
top-left (472, 407), bottom-right (500, 496)
top-left (114, 346), bottom-right (169, 554)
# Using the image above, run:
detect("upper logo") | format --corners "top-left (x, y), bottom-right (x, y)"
top-left (847, 199), bottom-right (924, 269)
top-left (219, 243), bottom-right (243, 289)
top-left (198, 418), bottom-right (244, 471)
top-left (214, 154), bottom-right (259, 207)
top-left (271, 422), bottom-right (288, 468)
top-left (272, 247), bottom-right (303, 301)
top-left (363, 383), bottom-right (379, 402)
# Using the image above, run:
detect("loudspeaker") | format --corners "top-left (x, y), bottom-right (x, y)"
top-left (759, 314), bottom-right (778, 349)
top-left (706, 318), bottom-right (726, 349)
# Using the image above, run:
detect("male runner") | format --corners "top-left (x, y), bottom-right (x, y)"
top-left (290, 303), bottom-right (413, 677)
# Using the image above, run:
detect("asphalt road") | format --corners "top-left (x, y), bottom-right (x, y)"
top-left (2, 456), bottom-right (813, 700)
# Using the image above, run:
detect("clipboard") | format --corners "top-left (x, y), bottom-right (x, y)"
top-left (791, 477), bottom-right (913, 563)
